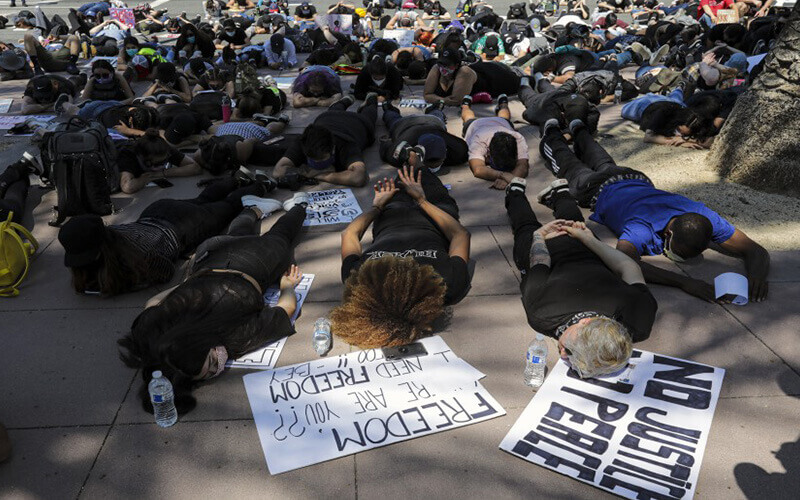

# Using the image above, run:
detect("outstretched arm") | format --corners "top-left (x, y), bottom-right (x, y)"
top-left (566, 223), bottom-right (644, 284)
top-left (719, 229), bottom-right (770, 301)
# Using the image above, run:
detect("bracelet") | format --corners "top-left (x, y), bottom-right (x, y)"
top-left (371, 205), bottom-right (384, 212)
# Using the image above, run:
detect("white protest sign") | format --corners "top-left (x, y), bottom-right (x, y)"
top-left (383, 29), bottom-right (416, 47)
top-left (273, 76), bottom-right (295, 90)
top-left (227, 274), bottom-right (316, 370)
top-left (244, 336), bottom-right (505, 474)
top-left (399, 98), bottom-right (427, 108)
top-left (304, 188), bottom-right (362, 226)
top-left (0, 99), bottom-right (12, 114)
top-left (500, 350), bottom-right (725, 500)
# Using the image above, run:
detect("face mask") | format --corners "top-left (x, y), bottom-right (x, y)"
top-left (209, 346), bottom-right (228, 379)
top-left (187, 36), bottom-right (196, 43)
top-left (662, 232), bottom-right (686, 262)
top-left (95, 75), bottom-right (113, 84)
top-left (307, 153), bottom-right (335, 170)
top-left (126, 48), bottom-right (138, 56)
top-left (226, 30), bottom-right (236, 37)
top-left (372, 77), bottom-right (386, 86)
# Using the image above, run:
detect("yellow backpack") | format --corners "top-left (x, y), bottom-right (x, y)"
top-left (0, 212), bottom-right (38, 297)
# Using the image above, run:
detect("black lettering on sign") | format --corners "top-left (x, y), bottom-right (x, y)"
top-left (467, 391), bottom-right (499, 419)
top-left (511, 430), bottom-right (599, 481)
top-left (628, 423), bottom-right (698, 453)
top-left (332, 411), bottom-right (413, 451)
top-left (546, 402), bottom-right (616, 439)
top-left (617, 449), bottom-right (692, 482)
top-left (611, 458), bottom-right (689, 488)
top-left (652, 355), bottom-right (714, 390)
top-left (402, 406), bottom-right (432, 434)
top-left (348, 388), bottom-right (388, 414)
top-left (420, 402), bottom-right (454, 429)
top-left (561, 386), bottom-right (630, 422)
top-left (601, 465), bottom-right (685, 499)
top-left (567, 369), bottom-right (634, 394)
top-left (375, 357), bottom-right (424, 378)
top-left (636, 407), bottom-right (701, 441)
top-left (644, 380), bottom-right (711, 409)
top-left (620, 435), bottom-right (695, 468)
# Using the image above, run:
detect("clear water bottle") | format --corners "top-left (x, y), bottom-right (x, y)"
top-left (524, 333), bottom-right (548, 388)
top-left (614, 82), bottom-right (623, 104)
top-left (148, 371), bottom-right (178, 428)
top-left (313, 318), bottom-right (332, 356)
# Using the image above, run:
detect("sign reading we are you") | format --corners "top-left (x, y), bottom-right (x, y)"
top-left (244, 336), bottom-right (504, 474)
top-left (500, 350), bottom-right (724, 500)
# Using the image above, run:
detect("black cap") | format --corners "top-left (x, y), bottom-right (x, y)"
top-left (485, 35), bottom-right (499, 49)
top-left (32, 75), bottom-right (53, 93)
top-left (438, 47), bottom-right (461, 66)
top-left (164, 113), bottom-right (195, 145)
top-left (0, 50), bottom-right (25, 72)
top-left (270, 33), bottom-right (285, 53)
top-left (58, 215), bottom-right (106, 267)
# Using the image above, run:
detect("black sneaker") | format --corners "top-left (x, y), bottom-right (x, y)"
top-left (424, 99), bottom-right (445, 115)
top-left (358, 92), bottom-right (378, 112)
top-left (568, 119), bottom-right (586, 137)
top-left (505, 177), bottom-right (527, 196)
top-left (461, 95), bottom-right (473, 107)
top-left (65, 63), bottom-right (80, 75)
top-left (494, 93), bottom-right (509, 114)
top-left (329, 94), bottom-right (355, 110)
top-left (53, 93), bottom-right (70, 114)
top-left (254, 170), bottom-right (278, 192)
top-left (21, 151), bottom-right (44, 176)
top-left (540, 117), bottom-right (562, 138)
top-left (382, 99), bottom-right (400, 114)
top-left (537, 179), bottom-right (570, 208)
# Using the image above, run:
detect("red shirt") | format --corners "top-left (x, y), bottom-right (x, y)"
top-left (699, 0), bottom-right (734, 16)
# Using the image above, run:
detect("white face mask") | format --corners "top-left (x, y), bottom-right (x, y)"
top-left (372, 77), bottom-right (386, 86)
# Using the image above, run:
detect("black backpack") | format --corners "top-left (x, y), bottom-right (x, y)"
top-left (41, 117), bottom-right (119, 226)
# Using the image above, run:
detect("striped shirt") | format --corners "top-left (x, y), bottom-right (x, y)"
top-left (109, 219), bottom-right (181, 285)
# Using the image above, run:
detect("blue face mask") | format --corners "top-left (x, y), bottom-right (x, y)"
top-left (95, 75), bottom-right (113, 85)
top-left (187, 36), bottom-right (196, 43)
top-left (126, 48), bottom-right (138, 57)
top-left (307, 153), bottom-right (335, 170)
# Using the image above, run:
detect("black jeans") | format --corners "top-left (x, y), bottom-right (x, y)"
top-left (539, 127), bottom-right (639, 208)
top-left (0, 163), bottom-right (30, 224)
top-left (374, 167), bottom-right (459, 240)
top-left (328, 97), bottom-right (379, 132)
top-left (192, 205), bottom-right (307, 289)
top-left (140, 177), bottom-right (266, 253)
top-left (505, 189), bottom-right (584, 273)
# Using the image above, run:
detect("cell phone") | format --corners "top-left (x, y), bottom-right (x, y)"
top-left (152, 178), bottom-right (174, 188)
top-left (263, 135), bottom-right (285, 146)
top-left (382, 342), bottom-right (428, 361)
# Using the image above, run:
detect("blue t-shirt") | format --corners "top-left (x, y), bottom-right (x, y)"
top-left (590, 179), bottom-right (736, 256)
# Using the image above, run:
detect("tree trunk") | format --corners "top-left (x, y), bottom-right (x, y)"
top-left (707, 4), bottom-right (800, 196)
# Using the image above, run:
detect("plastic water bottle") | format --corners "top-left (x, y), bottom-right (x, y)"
top-left (313, 318), bottom-right (332, 356)
top-left (221, 94), bottom-right (232, 123)
top-left (614, 82), bottom-right (623, 104)
top-left (524, 333), bottom-right (548, 388)
top-left (148, 371), bottom-right (178, 427)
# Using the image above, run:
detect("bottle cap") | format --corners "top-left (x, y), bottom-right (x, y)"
top-left (152, 370), bottom-right (162, 378)
top-left (535, 333), bottom-right (544, 341)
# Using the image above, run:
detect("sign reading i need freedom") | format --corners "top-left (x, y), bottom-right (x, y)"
top-left (500, 350), bottom-right (724, 500)
top-left (304, 188), bottom-right (362, 226)
top-left (244, 336), bottom-right (505, 474)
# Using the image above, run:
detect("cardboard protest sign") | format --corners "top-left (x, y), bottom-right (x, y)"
top-left (227, 274), bottom-right (315, 370)
top-left (318, 14), bottom-right (353, 35)
top-left (245, 336), bottom-right (504, 474)
top-left (304, 189), bottom-right (362, 226)
top-left (109, 7), bottom-right (136, 27)
top-left (383, 29), bottom-right (416, 47)
top-left (500, 350), bottom-right (724, 500)
top-left (715, 9), bottom-right (739, 24)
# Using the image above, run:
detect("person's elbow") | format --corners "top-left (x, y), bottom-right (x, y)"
top-left (120, 177), bottom-right (141, 194)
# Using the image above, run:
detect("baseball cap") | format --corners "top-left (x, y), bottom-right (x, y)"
top-left (58, 215), bottom-right (106, 267)
top-left (270, 33), bottom-right (285, 53)
top-left (438, 47), bottom-right (461, 66)
top-left (418, 134), bottom-right (446, 162)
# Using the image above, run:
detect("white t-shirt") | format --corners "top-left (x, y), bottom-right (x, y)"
top-left (465, 117), bottom-right (529, 163)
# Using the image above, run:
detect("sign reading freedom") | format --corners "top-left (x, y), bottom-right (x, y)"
top-left (500, 350), bottom-right (724, 499)
top-left (244, 336), bottom-right (504, 474)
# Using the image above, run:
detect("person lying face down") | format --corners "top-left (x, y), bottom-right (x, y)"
top-left (504, 177), bottom-right (657, 378)
top-left (332, 165), bottom-right (472, 348)
top-left (118, 194), bottom-right (311, 415)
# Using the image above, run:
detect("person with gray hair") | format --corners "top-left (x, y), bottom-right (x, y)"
top-left (504, 176), bottom-right (657, 378)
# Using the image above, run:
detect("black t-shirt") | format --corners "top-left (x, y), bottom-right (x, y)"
top-left (640, 100), bottom-right (684, 136)
top-left (353, 65), bottom-right (404, 100)
top-left (98, 104), bottom-right (129, 128)
top-left (283, 110), bottom-right (374, 170)
top-left (341, 209), bottom-right (471, 305)
top-left (218, 27), bottom-right (247, 45)
top-left (294, 3), bottom-right (317, 18)
top-left (521, 237), bottom-right (657, 341)
top-left (685, 89), bottom-right (739, 120)
top-left (157, 103), bottom-right (213, 143)
top-left (24, 74), bottom-right (76, 103)
top-left (554, 51), bottom-right (596, 75)
top-left (384, 115), bottom-right (468, 167)
top-left (305, 46), bottom-right (343, 67)
top-left (117, 143), bottom-right (185, 178)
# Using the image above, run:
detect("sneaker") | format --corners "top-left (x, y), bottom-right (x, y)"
top-left (461, 95), bottom-right (473, 107)
top-left (283, 192), bottom-right (311, 212)
top-left (541, 117), bottom-right (561, 137)
top-left (330, 94), bottom-right (355, 110)
top-left (424, 99), bottom-right (445, 115)
top-left (649, 44), bottom-right (670, 66)
top-left (156, 93), bottom-right (180, 104)
top-left (235, 165), bottom-right (256, 183)
top-left (382, 99), bottom-right (400, 114)
top-left (537, 178), bottom-right (570, 207)
top-left (506, 177), bottom-right (527, 195)
top-left (252, 113), bottom-right (280, 124)
top-left (629, 42), bottom-right (652, 65)
top-left (253, 170), bottom-right (277, 191)
top-left (53, 93), bottom-right (70, 114)
top-left (241, 195), bottom-right (283, 218)
top-left (65, 63), bottom-right (80, 75)
top-left (261, 75), bottom-right (277, 87)
top-left (519, 76), bottom-right (530, 88)
top-left (358, 92), bottom-right (378, 112)
top-left (21, 151), bottom-right (44, 176)
top-left (568, 119), bottom-right (586, 136)
top-left (494, 93), bottom-right (509, 114)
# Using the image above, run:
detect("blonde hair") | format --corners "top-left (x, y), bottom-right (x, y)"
top-left (564, 317), bottom-right (632, 378)
top-left (330, 256), bottom-right (446, 348)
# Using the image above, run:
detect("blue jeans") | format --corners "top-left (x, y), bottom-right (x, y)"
top-left (79, 2), bottom-right (110, 16)
top-left (725, 53), bottom-right (748, 74)
top-left (700, 13), bottom-right (716, 27)
top-left (621, 88), bottom-right (685, 122)
top-left (78, 100), bottom-right (121, 120)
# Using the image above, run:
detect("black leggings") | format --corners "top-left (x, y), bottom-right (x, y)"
top-left (193, 205), bottom-right (307, 289)
top-left (470, 61), bottom-right (521, 97)
top-left (0, 163), bottom-right (30, 224)
top-left (505, 189), bottom-right (583, 273)
top-left (539, 127), bottom-right (639, 208)
top-left (141, 177), bottom-right (267, 253)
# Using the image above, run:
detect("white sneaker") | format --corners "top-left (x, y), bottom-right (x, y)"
top-left (241, 195), bottom-right (283, 218)
top-left (283, 192), bottom-right (311, 212)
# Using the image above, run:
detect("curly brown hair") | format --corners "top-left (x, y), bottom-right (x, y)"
top-left (330, 256), bottom-right (446, 348)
